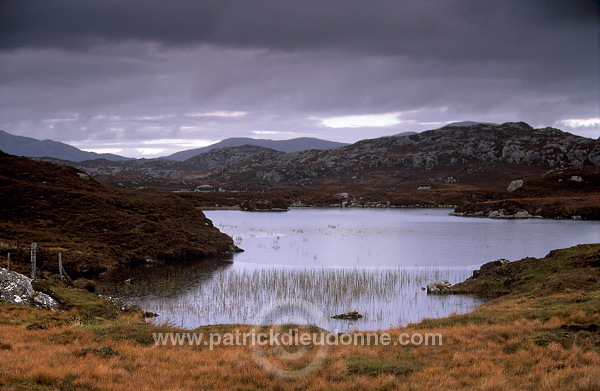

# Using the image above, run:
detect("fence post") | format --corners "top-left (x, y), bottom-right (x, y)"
top-left (58, 253), bottom-right (63, 280)
top-left (57, 253), bottom-right (74, 287)
top-left (6, 252), bottom-right (10, 270)
top-left (30, 243), bottom-right (37, 279)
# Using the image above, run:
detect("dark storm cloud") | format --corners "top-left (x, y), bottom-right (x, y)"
top-left (2, 0), bottom-right (597, 58)
top-left (0, 0), bottom-right (598, 157)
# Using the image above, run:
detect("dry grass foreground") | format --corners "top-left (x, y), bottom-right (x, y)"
top-left (0, 244), bottom-right (599, 391)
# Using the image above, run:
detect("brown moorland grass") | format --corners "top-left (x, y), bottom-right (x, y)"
top-left (0, 244), bottom-right (598, 390)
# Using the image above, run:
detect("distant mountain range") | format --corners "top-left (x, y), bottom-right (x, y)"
top-left (0, 123), bottom-right (501, 163)
top-left (0, 130), bottom-right (347, 162)
top-left (165, 137), bottom-right (349, 161)
top-left (4, 122), bottom-right (586, 180)
top-left (0, 130), bottom-right (132, 162)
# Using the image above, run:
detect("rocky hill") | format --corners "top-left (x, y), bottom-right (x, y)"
top-left (0, 151), bottom-right (238, 278)
top-left (38, 122), bottom-right (600, 218)
top-left (73, 122), bottom-right (599, 189)
top-left (185, 144), bottom-right (287, 172)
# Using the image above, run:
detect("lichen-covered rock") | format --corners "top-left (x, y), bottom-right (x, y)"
top-left (0, 268), bottom-right (35, 304)
top-left (426, 280), bottom-right (452, 294)
top-left (0, 268), bottom-right (61, 310)
top-left (32, 291), bottom-right (62, 311)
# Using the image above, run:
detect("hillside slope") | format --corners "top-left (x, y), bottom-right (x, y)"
top-left (0, 151), bottom-right (238, 277)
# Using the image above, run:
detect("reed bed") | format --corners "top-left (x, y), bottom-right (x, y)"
top-left (138, 266), bottom-right (480, 331)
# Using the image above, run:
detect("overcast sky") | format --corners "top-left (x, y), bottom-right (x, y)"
top-left (1, 0), bottom-right (598, 158)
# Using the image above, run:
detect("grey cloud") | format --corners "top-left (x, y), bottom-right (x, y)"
top-left (0, 0), bottom-right (598, 156)
top-left (1, 1), bottom-right (597, 59)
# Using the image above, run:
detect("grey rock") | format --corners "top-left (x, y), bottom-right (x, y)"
top-left (32, 292), bottom-right (62, 311)
top-left (101, 296), bottom-right (142, 312)
top-left (488, 209), bottom-right (531, 219)
top-left (507, 180), bottom-right (523, 192)
top-left (0, 268), bottom-right (34, 304)
top-left (488, 210), bottom-right (503, 218)
top-left (0, 268), bottom-right (61, 310)
top-left (426, 280), bottom-right (452, 294)
top-left (514, 211), bottom-right (532, 218)
top-left (254, 170), bottom-right (283, 182)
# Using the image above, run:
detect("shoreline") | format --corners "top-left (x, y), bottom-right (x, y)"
top-left (202, 204), bottom-right (598, 220)
top-left (80, 242), bottom-right (599, 332)
top-left (0, 243), bottom-right (598, 390)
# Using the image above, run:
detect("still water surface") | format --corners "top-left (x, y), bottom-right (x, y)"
top-left (97, 208), bottom-right (599, 331)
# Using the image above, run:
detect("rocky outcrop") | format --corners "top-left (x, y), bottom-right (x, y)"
top-left (426, 280), bottom-right (452, 294)
top-left (487, 210), bottom-right (533, 219)
top-left (0, 268), bottom-right (61, 310)
top-left (451, 170), bottom-right (600, 220)
top-left (185, 145), bottom-right (286, 172)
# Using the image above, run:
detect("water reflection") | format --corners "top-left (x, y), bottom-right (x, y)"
top-left (96, 257), bottom-right (233, 298)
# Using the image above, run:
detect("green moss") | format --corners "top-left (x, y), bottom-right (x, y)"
top-left (346, 356), bottom-right (421, 376)
top-left (51, 286), bottom-right (118, 319)
top-left (92, 323), bottom-right (170, 345)
top-left (0, 380), bottom-right (59, 391)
